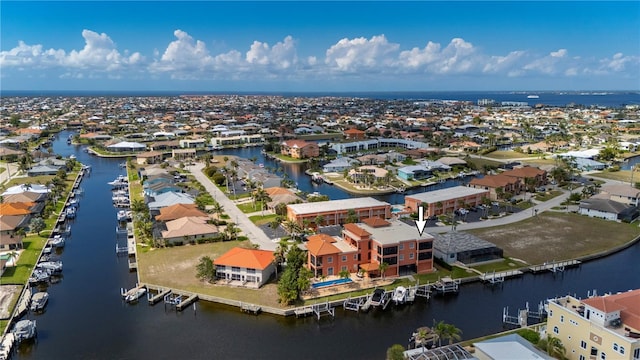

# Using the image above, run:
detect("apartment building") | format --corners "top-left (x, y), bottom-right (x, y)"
top-left (280, 140), bottom-right (320, 159)
top-left (286, 197), bottom-right (391, 227)
top-left (405, 186), bottom-right (490, 216)
top-left (546, 289), bottom-right (640, 360)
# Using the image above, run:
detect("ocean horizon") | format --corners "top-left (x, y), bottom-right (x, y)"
top-left (1, 89), bottom-right (639, 107)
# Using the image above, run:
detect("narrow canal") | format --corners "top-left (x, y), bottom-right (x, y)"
top-left (14, 131), bottom-right (640, 359)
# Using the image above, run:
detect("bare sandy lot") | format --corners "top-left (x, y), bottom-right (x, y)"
top-left (0, 285), bottom-right (22, 319)
top-left (468, 212), bottom-right (640, 265)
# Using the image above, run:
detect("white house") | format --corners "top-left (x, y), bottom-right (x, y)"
top-left (214, 247), bottom-right (275, 288)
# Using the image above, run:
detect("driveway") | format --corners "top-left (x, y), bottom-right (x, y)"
top-left (188, 163), bottom-right (277, 251)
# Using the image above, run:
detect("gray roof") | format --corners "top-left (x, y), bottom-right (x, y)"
top-left (579, 198), bottom-right (635, 214)
top-left (474, 334), bottom-right (554, 360)
top-left (359, 219), bottom-right (434, 245)
top-left (287, 197), bottom-right (389, 216)
top-left (431, 231), bottom-right (499, 253)
top-left (600, 184), bottom-right (640, 198)
top-left (148, 191), bottom-right (194, 210)
top-left (406, 186), bottom-right (489, 204)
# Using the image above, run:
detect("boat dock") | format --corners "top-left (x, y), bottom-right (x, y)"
top-left (294, 307), bottom-right (314, 318)
top-left (432, 277), bottom-right (461, 295)
top-left (529, 260), bottom-right (581, 273)
top-left (121, 284), bottom-right (145, 300)
top-left (479, 270), bottom-right (524, 284)
top-left (162, 292), bottom-right (199, 312)
top-left (240, 303), bottom-right (262, 315)
top-left (343, 295), bottom-right (366, 312)
top-left (148, 288), bottom-right (171, 305)
top-left (0, 333), bottom-right (15, 360)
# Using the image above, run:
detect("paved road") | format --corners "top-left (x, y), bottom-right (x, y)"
top-left (188, 163), bottom-right (277, 251)
top-left (0, 163), bottom-right (19, 187)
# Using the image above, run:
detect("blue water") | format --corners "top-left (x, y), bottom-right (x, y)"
top-left (2, 90), bottom-right (638, 107)
top-left (311, 278), bottom-right (353, 289)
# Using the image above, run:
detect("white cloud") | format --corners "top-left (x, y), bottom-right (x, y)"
top-left (483, 51), bottom-right (526, 74)
top-left (246, 36), bottom-right (298, 69)
top-left (150, 29), bottom-right (214, 74)
top-left (325, 35), bottom-right (399, 72)
top-left (523, 49), bottom-right (572, 75)
top-left (398, 38), bottom-right (479, 74)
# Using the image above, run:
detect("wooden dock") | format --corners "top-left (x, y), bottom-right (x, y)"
top-left (343, 295), bottom-right (366, 312)
top-left (240, 303), bottom-right (262, 315)
top-left (121, 284), bottom-right (145, 300)
top-left (432, 277), bottom-right (460, 295)
top-left (480, 270), bottom-right (523, 284)
top-left (148, 289), bottom-right (171, 305)
top-left (529, 260), bottom-right (581, 273)
top-left (294, 307), bottom-right (314, 318)
top-left (176, 294), bottom-right (198, 311)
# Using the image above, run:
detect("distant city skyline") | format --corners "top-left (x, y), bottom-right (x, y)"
top-left (1, 1), bottom-right (639, 92)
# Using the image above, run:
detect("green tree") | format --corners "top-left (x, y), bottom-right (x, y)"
top-left (29, 217), bottom-right (46, 236)
top-left (434, 321), bottom-right (463, 346)
top-left (314, 214), bottom-right (325, 228)
top-left (345, 209), bottom-right (359, 224)
top-left (386, 344), bottom-right (405, 360)
top-left (195, 256), bottom-right (216, 283)
top-left (538, 335), bottom-right (567, 359)
top-left (338, 269), bottom-right (350, 279)
top-left (378, 261), bottom-right (389, 280)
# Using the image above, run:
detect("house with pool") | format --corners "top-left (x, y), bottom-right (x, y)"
top-left (306, 218), bottom-right (434, 278)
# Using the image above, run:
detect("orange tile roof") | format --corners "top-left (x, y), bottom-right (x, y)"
top-left (265, 187), bottom-right (295, 196)
top-left (362, 217), bottom-right (390, 228)
top-left (469, 174), bottom-right (518, 188)
top-left (582, 289), bottom-right (640, 331)
top-left (213, 247), bottom-right (274, 270)
top-left (0, 202), bottom-right (35, 215)
top-left (344, 128), bottom-right (365, 134)
top-left (155, 203), bottom-right (208, 221)
top-left (306, 234), bottom-right (341, 256)
top-left (344, 223), bottom-right (371, 238)
top-left (503, 167), bottom-right (546, 178)
top-left (282, 140), bottom-right (314, 148)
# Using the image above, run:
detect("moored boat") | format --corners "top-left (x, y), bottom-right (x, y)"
top-left (125, 288), bottom-right (147, 303)
top-left (12, 320), bottom-right (36, 342)
top-left (30, 292), bottom-right (49, 312)
top-left (391, 286), bottom-right (407, 304)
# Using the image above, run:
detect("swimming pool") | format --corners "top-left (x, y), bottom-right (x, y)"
top-left (311, 278), bottom-right (353, 289)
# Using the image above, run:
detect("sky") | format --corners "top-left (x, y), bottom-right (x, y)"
top-left (1, 1), bottom-right (639, 92)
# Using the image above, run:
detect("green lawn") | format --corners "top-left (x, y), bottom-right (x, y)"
top-left (590, 170), bottom-right (633, 183)
top-left (236, 201), bottom-right (266, 213)
top-left (484, 150), bottom-right (540, 159)
top-left (534, 190), bottom-right (563, 202)
top-left (249, 214), bottom-right (278, 225)
top-left (1, 235), bottom-right (48, 284)
top-left (471, 258), bottom-right (528, 273)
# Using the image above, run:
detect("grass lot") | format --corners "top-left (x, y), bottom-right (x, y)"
top-left (465, 157), bottom-right (503, 170)
top-left (0, 235), bottom-right (48, 284)
top-left (136, 240), bottom-right (293, 307)
top-left (470, 258), bottom-right (528, 274)
top-left (467, 212), bottom-right (640, 265)
top-left (519, 158), bottom-right (559, 167)
top-left (484, 151), bottom-right (539, 159)
top-left (0, 167), bottom-right (5, 174)
top-left (249, 214), bottom-right (277, 225)
top-left (3, 175), bottom-right (55, 188)
top-left (236, 201), bottom-right (266, 213)
top-left (589, 170), bottom-right (633, 183)
top-left (272, 154), bottom-right (307, 163)
top-left (534, 190), bottom-right (563, 202)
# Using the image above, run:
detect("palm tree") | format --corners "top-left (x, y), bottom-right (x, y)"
top-left (314, 214), bottom-right (325, 228)
top-left (338, 269), bottom-right (350, 279)
top-left (269, 216), bottom-right (284, 237)
top-left (212, 202), bottom-right (224, 219)
top-left (378, 261), bottom-right (389, 280)
top-left (435, 201), bottom-right (443, 217)
top-left (273, 241), bottom-right (289, 277)
top-left (538, 335), bottom-right (566, 359)
top-left (283, 220), bottom-right (302, 241)
top-left (525, 177), bottom-right (537, 201)
top-left (224, 223), bottom-right (239, 241)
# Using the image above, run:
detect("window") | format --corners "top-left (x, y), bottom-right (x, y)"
top-left (549, 310), bottom-right (553, 317)
top-left (385, 256), bottom-right (398, 265)
top-left (409, 253), bottom-right (414, 259)
top-left (613, 344), bottom-right (619, 352)
top-left (399, 255), bottom-right (404, 261)
top-left (418, 242), bottom-right (432, 250)
top-left (383, 246), bottom-right (398, 255)
top-left (620, 347), bottom-right (625, 355)
top-left (246, 268), bottom-right (256, 274)
top-left (327, 256), bottom-right (333, 263)
top-left (579, 355), bottom-right (585, 360)
top-left (633, 348), bottom-right (639, 359)
top-left (418, 251), bottom-right (432, 260)
top-left (232, 266), bottom-right (240, 272)
top-left (342, 255), bottom-right (347, 262)
top-left (409, 243), bottom-right (415, 249)
top-left (600, 352), bottom-right (606, 360)
top-left (581, 341), bottom-right (587, 349)
top-left (354, 254), bottom-right (357, 260)
top-left (341, 266), bottom-right (347, 271)
top-left (560, 315), bottom-right (564, 323)
top-left (327, 268), bottom-right (333, 275)
top-left (553, 326), bottom-right (559, 334)
top-left (399, 244), bottom-right (404, 250)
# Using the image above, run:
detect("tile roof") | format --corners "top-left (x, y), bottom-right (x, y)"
top-left (361, 217), bottom-right (390, 228)
top-left (155, 203), bottom-right (209, 221)
top-left (213, 247), bottom-right (274, 270)
top-left (343, 223), bottom-right (371, 238)
top-left (503, 167), bottom-right (546, 178)
top-left (0, 202), bottom-right (35, 215)
top-left (582, 289), bottom-right (640, 331)
top-left (161, 216), bottom-right (218, 238)
top-left (469, 174), bottom-right (519, 188)
top-left (306, 234), bottom-right (341, 256)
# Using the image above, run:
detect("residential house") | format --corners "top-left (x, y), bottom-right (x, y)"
top-left (598, 184), bottom-right (640, 206)
top-left (160, 216), bottom-right (218, 244)
top-left (0, 215), bottom-right (27, 250)
top-left (397, 165), bottom-right (433, 181)
top-left (473, 334), bottom-right (554, 360)
top-left (405, 186), bottom-right (490, 216)
top-left (431, 232), bottom-right (503, 265)
top-left (147, 192), bottom-right (195, 211)
top-left (502, 166), bottom-right (548, 188)
top-left (348, 165), bottom-right (389, 184)
top-left (214, 247), bottom-right (275, 287)
top-left (155, 203), bottom-right (209, 222)
top-left (136, 151), bottom-right (164, 165)
top-left (106, 141), bottom-right (147, 152)
top-left (546, 289), bottom-right (640, 360)
top-left (344, 128), bottom-right (366, 140)
top-left (578, 198), bottom-right (639, 222)
top-left (264, 187), bottom-right (303, 211)
top-left (172, 148), bottom-right (196, 160)
top-left (322, 157), bottom-right (360, 173)
top-left (281, 140), bottom-right (320, 159)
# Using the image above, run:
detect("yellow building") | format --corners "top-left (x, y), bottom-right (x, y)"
top-left (546, 289), bottom-right (640, 360)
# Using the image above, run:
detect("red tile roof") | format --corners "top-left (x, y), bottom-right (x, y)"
top-left (469, 174), bottom-right (518, 188)
top-left (155, 203), bottom-right (208, 221)
top-left (362, 217), bottom-right (390, 228)
top-left (582, 289), bottom-right (640, 331)
top-left (0, 202), bottom-right (35, 215)
top-left (213, 247), bottom-right (274, 270)
top-left (343, 223), bottom-right (371, 238)
top-left (503, 167), bottom-right (546, 178)
top-left (306, 234), bottom-right (341, 256)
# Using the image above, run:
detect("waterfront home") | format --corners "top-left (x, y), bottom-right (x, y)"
top-left (431, 232), bottom-right (503, 265)
top-left (210, 132), bottom-right (264, 148)
top-left (159, 216), bottom-right (218, 244)
top-left (155, 203), bottom-right (209, 222)
top-left (280, 140), bottom-right (319, 159)
top-left (307, 218), bottom-right (434, 278)
top-left (546, 289), bottom-right (640, 360)
top-left (468, 174), bottom-right (522, 201)
top-left (1, 184), bottom-right (50, 196)
top-left (330, 138), bottom-right (429, 155)
top-left (214, 247), bottom-right (275, 288)
top-left (286, 197), bottom-right (391, 227)
top-left (147, 191), bottom-right (195, 211)
top-left (106, 141), bottom-right (147, 153)
top-left (397, 165), bottom-right (433, 181)
top-left (404, 186), bottom-right (489, 216)
top-left (578, 199), bottom-right (639, 222)
top-left (322, 157), bottom-right (360, 173)
top-left (136, 151), bottom-right (164, 165)
top-left (501, 166), bottom-right (548, 188)
top-left (0, 215), bottom-right (26, 250)
top-left (264, 187), bottom-right (303, 211)
top-left (26, 164), bottom-right (60, 177)
top-left (347, 165), bottom-right (389, 184)
top-left (171, 148), bottom-right (196, 161)
top-left (0, 145), bottom-right (24, 160)
top-left (144, 182), bottom-right (183, 198)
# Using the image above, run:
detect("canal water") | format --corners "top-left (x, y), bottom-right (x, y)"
top-left (14, 131), bottom-right (640, 359)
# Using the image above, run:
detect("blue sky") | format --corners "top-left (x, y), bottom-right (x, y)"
top-left (1, 1), bottom-right (639, 92)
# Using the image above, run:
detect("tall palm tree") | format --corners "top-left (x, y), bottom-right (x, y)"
top-left (314, 214), bottom-right (325, 228)
top-left (378, 261), bottom-right (389, 280)
top-left (212, 202), bottom-right (224, 219)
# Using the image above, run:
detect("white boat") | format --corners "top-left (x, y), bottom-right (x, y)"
top-left (65, 207), bottom-right (76, 219)
top-left (12, 320), bottom-right (36, 342)
top-left (117, 210), bottom-right (132, 222)
top-left (527, 94), bottom-right (539, 99)
top-left (37, 261), bottom-right (63, 273)
top-left (125, 288), bottom-right (147, 303)
top-left (49, 235), bottom-right (65, 248)
top-left (30, 292), bottom-right (49, 312)
top-left (391, 286), bottom-right (407, 304)
top-left (29, 269), bottom-right (51, 284)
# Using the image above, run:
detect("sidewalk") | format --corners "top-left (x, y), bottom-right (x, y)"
top-left (188, 163), bottom-right (277, 251)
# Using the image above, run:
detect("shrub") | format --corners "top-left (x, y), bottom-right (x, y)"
top-left (517, 328), bottom-right (540, 344)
